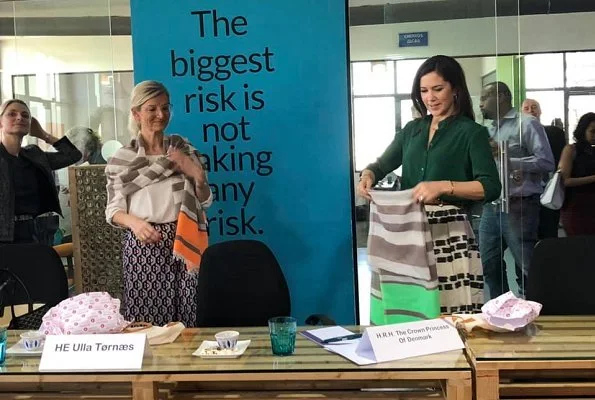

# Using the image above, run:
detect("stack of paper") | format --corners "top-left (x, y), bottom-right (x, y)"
top-left (300, 319), bottom-right (465, 366)
top-left (301, 326), bottom-right (375, 365)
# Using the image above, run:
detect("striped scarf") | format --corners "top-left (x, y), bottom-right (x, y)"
top-left (105, 134), bottom-right (208, 272)
top-left (368, 189), bottom-right (440, 325)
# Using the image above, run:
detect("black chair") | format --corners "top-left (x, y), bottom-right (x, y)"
top-left (196, 240), bottom-right (292, 327)
top-left (526, 236), bottom-right (595, 315)
top-left (196, 240), bottom-right (336, 327)
top-left (0, 244), bottom-right (69, 310)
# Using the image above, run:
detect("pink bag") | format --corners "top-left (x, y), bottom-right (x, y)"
top-left (40, 292), bottom-right (129, 335)
top-left (481, 291), bottom-right (542, 331)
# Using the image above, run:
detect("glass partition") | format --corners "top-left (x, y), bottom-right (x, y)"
top-left (2, 0), bottom-right (595, 324)
top-left (0, 0), bottom-right (133, 245)
top-left (351, 0), bottom-right (595, 324)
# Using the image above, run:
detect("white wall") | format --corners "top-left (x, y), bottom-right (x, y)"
top-left (350, 12), bottom-right (595, 61)
top-left (0, 36), bottom-right (132, 100)
top-left (0, 11), bottom-right (593, 102)
top-left (457, 57), bottom-right (483, 96)
top-left (481, 57), bottom-right (497, 76)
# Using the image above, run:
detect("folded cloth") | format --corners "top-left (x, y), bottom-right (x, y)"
top-left (367, 189), bottom-right (440, 325)
top-left (481, 291), bottom-right (542, 331)
top-left (105, 134), bottom-right (208, 272)
top-left (124, 322), bottom-right (185, 345)
top-left (40, 292), bottom-right (129, 335)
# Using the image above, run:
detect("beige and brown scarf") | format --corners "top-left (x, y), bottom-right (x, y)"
top-left (105, 134), bottom-right (208, 272)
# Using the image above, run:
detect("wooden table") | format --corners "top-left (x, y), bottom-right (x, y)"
top-left (0, 327), bottom-right (472, 400)
top-left (465, 315), bottom-right (595, 399)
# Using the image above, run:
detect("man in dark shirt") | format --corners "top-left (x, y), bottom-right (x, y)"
top-left (521, 99), bottom-right (566, 239)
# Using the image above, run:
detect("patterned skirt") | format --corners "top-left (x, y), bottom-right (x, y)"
top-left (424, 205), bottom-right (484, 314)
top-left (122, 222), bottom-right (198, 327)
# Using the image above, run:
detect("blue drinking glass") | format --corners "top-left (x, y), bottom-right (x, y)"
top-left (0, 328), bottom-right (7, 365)
top-left (268, 316), bottom-right (297, 356)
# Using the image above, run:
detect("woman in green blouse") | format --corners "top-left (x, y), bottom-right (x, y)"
top-left (357, 55), bottom-right (500, 322)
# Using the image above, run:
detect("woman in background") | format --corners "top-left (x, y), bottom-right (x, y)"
top-left (66, 126), bottom-right (106, 165)
top-left (357, 55), bottom-right (500, 324)
top-left (56, 126), bottom-right (107, 241)
top-left (105, 80), bottom-right (211, 327)
top-left (559, 112), bottom-right (595, 236)
top-left (0, 99), bottom-right (81, 244)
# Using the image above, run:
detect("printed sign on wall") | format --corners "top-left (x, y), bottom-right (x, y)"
top-left (130, 0), bottom-right (356, 323)
top-left (399, 32), bottom-right (429, 47)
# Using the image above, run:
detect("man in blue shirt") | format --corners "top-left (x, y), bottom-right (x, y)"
top-left (521, 98), bottom-right (567, 239)
top-left (478, 82), bottom-right (554, 299)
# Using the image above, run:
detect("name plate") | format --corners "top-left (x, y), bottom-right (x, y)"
top-left (356, 318), bottom-right (463, 363)
top-left (39, 333), bottom-right (151, 372)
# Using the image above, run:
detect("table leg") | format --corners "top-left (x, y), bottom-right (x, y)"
top-left (475, 369), bottom-right (499, 400)
top-left (132, 381), bottom-right (158, 400)
top-left (446, 376), bottom-right (472, 400)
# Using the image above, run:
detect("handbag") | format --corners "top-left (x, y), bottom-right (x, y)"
top-left (0, 269), bottom-right (53, 330)
top-left (540, 170), bottom-right (565, 210)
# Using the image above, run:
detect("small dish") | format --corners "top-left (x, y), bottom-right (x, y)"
top-left (192, 340), bottom-right (251, 359)
top-left (7, 339), bottom-right (44, 356)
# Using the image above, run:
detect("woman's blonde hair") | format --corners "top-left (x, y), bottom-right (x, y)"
top-left (0, 99), bottom-right (30, 117)
top-left (127, 80), bottom-right (170, 136)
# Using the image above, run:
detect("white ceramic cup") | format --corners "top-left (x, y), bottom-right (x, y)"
top-left (214, 330), bottom-right (239, 350)
top-left (20, 331), bottom-right (45, 351)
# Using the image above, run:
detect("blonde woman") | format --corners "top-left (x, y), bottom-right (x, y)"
top-left (105, 81), bottom-right (212, 327)
top-left (0, 99), bottom-right (81, 244)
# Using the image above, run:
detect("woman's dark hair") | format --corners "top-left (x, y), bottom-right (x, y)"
top-left (411, 55), bottom-right (474, 121)
top-left (573, 112), bottom-right (595, 153)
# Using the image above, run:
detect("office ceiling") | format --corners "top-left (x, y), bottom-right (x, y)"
top-left (0, 0), bottom-right (594, 35)
top-left (350, 0), bottom-right (595, 25)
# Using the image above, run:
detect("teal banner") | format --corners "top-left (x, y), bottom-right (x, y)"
top-left (130, 0), bottom-right (356, 323)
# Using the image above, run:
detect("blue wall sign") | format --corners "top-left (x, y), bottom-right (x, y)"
top-left (130, 0), bottom-right (356, 324)
top-left (399, 32), bottom-right (429, 47)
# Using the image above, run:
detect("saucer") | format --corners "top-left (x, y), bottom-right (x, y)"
top-left (192, 340), bottom-right (251, 359)
top-left (7, 339), bottom-right (44, 356)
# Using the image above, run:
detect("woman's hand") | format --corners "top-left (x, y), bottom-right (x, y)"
top-left (130, 218), bottom-right (161, 244)
top-left (29, 117), bottom-right (57, 144)
top-left (357, 170), bottom-right (375, 201)
top-left (28, 117), bottom-right (46, 140)
top-left (167, 147), bottom-right (206, 185)
top-left (412, 181), bottom-right (449, 204)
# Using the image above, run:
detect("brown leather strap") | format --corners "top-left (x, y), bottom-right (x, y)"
top-left (122, 321), bottom-right (152, 333)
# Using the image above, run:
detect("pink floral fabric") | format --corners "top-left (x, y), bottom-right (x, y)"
top-left (40, 292), bottom-right (129, 335)
top-left (481, 291), bottom-right (542, 331)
